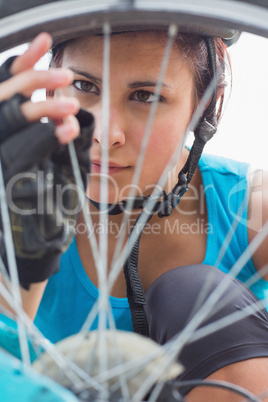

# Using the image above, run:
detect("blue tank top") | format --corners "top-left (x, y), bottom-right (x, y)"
top-left (200, 153), bottom-right (268, 302)
top-left (31, 153), bottom-right (268, 343)
top-left (34, 238), bottom-right (133, 343)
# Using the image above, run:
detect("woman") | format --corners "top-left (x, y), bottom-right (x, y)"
top-left (1, 28), bottom-right (268, 400)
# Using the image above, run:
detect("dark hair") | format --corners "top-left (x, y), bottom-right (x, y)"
top-left (51, 41), bottom-right (71, 68)
top-left (51, 33), bottom-right (230, 122)
top-left (174, 34), bottom-right (230, 122)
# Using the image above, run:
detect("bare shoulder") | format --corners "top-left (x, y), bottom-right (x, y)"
top-left (247, 168), bottom-right (268, 280)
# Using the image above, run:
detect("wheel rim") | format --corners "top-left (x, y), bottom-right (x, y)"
top-left (0, 0), bottom-right (268, 51)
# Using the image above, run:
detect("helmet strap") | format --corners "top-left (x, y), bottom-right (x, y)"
top-left (122, 37), bottom-right (218, 336)
top-left (158, 36), bottom-right (218, 217)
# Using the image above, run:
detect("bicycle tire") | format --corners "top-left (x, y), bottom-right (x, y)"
top-left (0, 0), bottom-right (267, 52)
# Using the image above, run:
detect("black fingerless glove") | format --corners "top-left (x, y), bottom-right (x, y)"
top-left (0, 55), bottom-right (16, 83)
top-left (0, 57), bottom-right (94, 289)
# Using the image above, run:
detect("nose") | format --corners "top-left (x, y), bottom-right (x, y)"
top-left (93, 106), bottom-right (126, 149)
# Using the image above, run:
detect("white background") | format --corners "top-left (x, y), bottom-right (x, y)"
top-left (204, 32), bottom-right (268, 170)
top-left (1, 32), bottom-right (268, 169)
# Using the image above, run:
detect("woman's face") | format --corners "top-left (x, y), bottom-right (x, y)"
top-left (60, 32), bottom-right (195, 203)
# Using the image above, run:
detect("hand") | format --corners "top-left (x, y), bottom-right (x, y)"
top-left (0, 32), bottom-right (80, 144)
top-left (0, 33), bottom-right (94, 290)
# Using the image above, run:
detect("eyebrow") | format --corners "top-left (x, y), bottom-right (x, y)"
top-left (128, 80), bottom-right (171, 90)
top-left (68, 67), bottom-right (102, 85)
top-left (68, 68), bottom-right (171, 90)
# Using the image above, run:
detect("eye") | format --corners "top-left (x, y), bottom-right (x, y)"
top-left (131, 90), bottom-right (162, 104)
top-left (72, 80), bottom-right (100, 95)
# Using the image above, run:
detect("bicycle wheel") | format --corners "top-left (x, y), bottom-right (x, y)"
top-left (0, 0), bottom-right (267, 52)
top-left (0, 1), bottom-right (268, 401)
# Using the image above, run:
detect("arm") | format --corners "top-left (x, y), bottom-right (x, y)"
top-left (0, 275), bottom-right (47, 321)
top-left (0, 33), bottom-right (92, 320)
top-left (247, 168), bottom-right (268, 280)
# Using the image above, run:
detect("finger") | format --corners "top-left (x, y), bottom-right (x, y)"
top-left (21, 98), bottom-right (80, 123)
top-left (0, 68), bottom-right (74, 102)
top-left (10, 33), bottom-right (52, 75)
top-left (55, 115), bottom-right (80, 144)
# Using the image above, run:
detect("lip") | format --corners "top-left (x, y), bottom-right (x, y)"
top-left (91, 160), bottom-right (129, 175)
